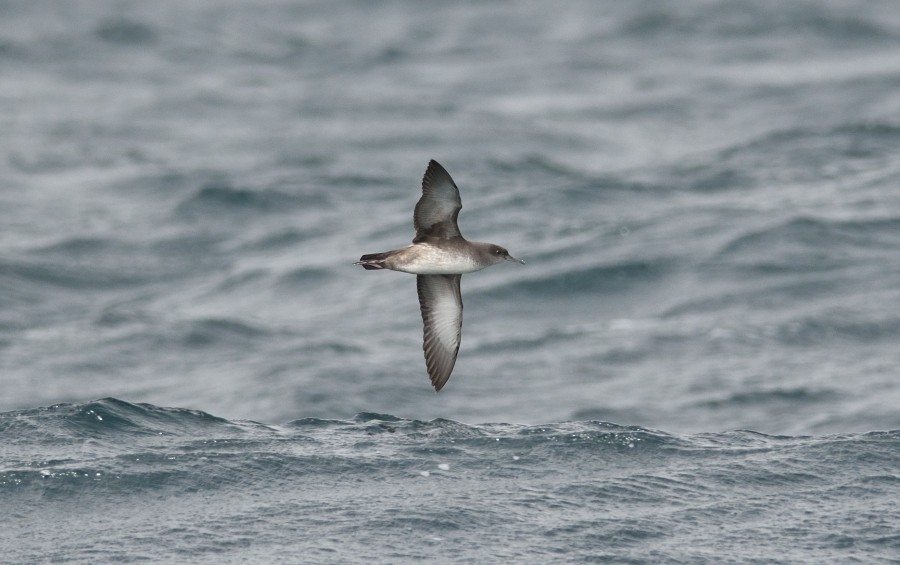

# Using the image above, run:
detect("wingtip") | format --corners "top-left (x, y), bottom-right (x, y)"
top-left (427, 361), bottom-right (453, 392)
top-left (427, 361), bottom-right (450, 391)
top-left (423, 159), bottom-right (450, 183)
top-left (430, 375), bottom-right (449, 392)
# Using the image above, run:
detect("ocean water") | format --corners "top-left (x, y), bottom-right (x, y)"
top-left (2, 1), bottom-right (900, 562)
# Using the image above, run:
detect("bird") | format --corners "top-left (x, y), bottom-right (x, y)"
top-left (356, 160), bottom-right (525, 391)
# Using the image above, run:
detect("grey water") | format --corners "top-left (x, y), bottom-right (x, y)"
top-left (2, 1), bottom-right (900, 563)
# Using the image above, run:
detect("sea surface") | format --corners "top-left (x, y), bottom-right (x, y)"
top-left (2, 1), bottom-right (900, 563)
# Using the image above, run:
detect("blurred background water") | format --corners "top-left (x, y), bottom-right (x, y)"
top-left (2, 1), bottom-right (900, 562)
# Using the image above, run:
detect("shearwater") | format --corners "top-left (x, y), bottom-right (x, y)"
top-left (356, 160), bottom-right (525, 391)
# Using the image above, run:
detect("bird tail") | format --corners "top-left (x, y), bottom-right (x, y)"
top-left (355, 251), bottom-right (394, 270)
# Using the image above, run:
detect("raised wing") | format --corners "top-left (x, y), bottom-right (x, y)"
top-left (413, 160), bottom-right (462, 242)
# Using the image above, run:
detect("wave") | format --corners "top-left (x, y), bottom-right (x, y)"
top-left (671, 122), bottom-right (900, 192)
top-left (175, 182), bottom-right (325, 219)
top-left (621, 3), bottom-right (899, 43)
top-left (708, 215), bottom-right (900, 277)
top-left (3, 399), bottom-right (898, 563)
top-left (0, 399), bottom-right (680, 494)
top-left (1, 253), bottom-right (150, 292)
top-left (3, 398), bottom-right (896, 450)
top-left (695, 387), bottom-right (841, 409)
top-left (479, 259), bottom-right (672, 300)
top-left (95, 18), bottom-right (157, 45)
top-left (0, 233), bottom-right (219, 294)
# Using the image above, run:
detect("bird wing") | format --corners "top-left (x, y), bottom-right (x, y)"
top-left (413, 160), bottom-right (462, 242)
top-left (417, 274), bottom-right (463, 391)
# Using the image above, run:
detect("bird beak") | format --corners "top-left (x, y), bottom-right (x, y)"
top-left (507, 255), bottom-right (525, 265)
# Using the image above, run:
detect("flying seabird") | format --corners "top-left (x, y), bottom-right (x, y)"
top-left (356, 160), bottom-right (524, 391)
